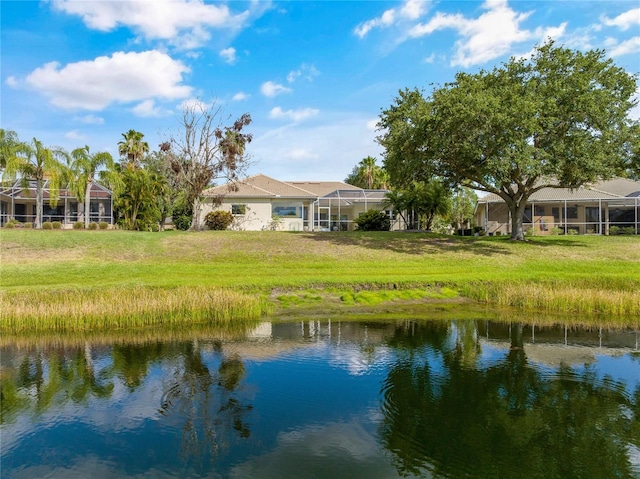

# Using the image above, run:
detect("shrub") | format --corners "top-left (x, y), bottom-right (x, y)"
top-left (205, 210), bottom-right (234, 230)
top-left (354, 210), bottom-right (391, 231)
top-left (4, 221), bottom-right (15, 228)
top-left (495, 231), bottom-right (502, 236)
top-left (51, 221), bottom-right (62, 229)
top-left (73, 221), bottom-right (84, 229)
top-left (23, 222), bottom-right (32, 229)
top-left (99, 222), bottom-right (109, 230)
top-left (550, 227), bottom-right (563, 235)
top-left (172, 201), bottom-right (193, 231)
top-left (42, 221), bottom-right (53, 230)
top-left (621, 227), bottom-right (636, 235)
top-left (88, 222), bottom-right (98, 230)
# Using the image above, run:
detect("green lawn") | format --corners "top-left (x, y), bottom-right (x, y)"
top-left (1, 229), bottom-right (639, 328)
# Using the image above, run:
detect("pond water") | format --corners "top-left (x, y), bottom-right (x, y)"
top-left (1, 317), bottom-right (639, 479)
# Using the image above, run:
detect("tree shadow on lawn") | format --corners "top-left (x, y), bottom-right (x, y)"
top-left (297, 232), bottom-right (587, 256)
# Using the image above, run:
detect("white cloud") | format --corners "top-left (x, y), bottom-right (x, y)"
top-left (608, 36), bottom-right (640, 57)
top-left (249, 112), bottom-right (383, 181)
top-left (366, 119), bottom-right (379, 130)
top-left (75, 114), bottom-right (104, 125)
top-left (64, 129), bottom-right (86, 140)
top-left (423, 53), bottom-right (436, 63)
top-left (287, 64), bottom-right (320, 83)
top-left (131, 99), bottom-right (171, 118)
top-left (50, 0), bottom-right (252, 49)
top-left (601, 8), bottom-right (640, 31)
top-left (260, 81), bottom-right (292, 97)
top-left (409, 0), bottom-right (541, 67)
top-left (285, 148), bottom-right (320, 161)
top-left (355, 0), bottom-right (429, 38)
top-left (268, 107), bottom-right (319, 122)
top-left (25, 50), bottom-right (192, 111)
top-left (220, 47), bottom-right (237, 64)
top-left (232, 92), bottom-right (250, 101)
top-left (5, 76), bottom-right (18, 88)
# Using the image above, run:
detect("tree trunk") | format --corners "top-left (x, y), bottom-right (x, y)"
top-left (84, 179), bottom-right (92, 229)
top-left (508, 199), bottom-right (528, 241)
top-left (35, 180), bottom-right (43, 229)
top-left (190, 197), bottom-right (201, 231)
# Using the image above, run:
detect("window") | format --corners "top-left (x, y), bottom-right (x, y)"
top-left (566, 206), bottom-right (578, 219)
top-left (272, 205), bottom-right (300, 217)
top-left (534, 205), bottom-right (545, 216)
top-left (232, 204), bottom-right (246, 215)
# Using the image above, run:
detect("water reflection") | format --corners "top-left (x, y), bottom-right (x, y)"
top-left (1, 318), bottom-right (639, 478)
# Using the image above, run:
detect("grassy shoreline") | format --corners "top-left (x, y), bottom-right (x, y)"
top-left (1, 229), bottom-right (639, 331)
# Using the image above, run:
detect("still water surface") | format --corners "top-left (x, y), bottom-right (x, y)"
top-left (1, 318), bottom-right (639, 478)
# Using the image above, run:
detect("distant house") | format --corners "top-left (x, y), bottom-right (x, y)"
top-left (0, 179), bottom-right (113, 227)
top-left (475, 178), bottom-right (640, 235)
top-left (200, 174), bottom-right (393, 231)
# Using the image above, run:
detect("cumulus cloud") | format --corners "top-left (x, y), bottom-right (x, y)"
top-left (268, 107), bottom-right (319, 122)
top-left (5, 76), bottom-right (18, 88)
top-left (131, 99), bottom-right (171, 118)
top-left (50, 0), bottom-right (252, 49)
top-left (409, 0), bottom-right (543, 67)
top-left (601, 8), bottom-right (640, 31)
top-left (232, 91), bottom-right (250, 101)
top-left (355, 0), bottom-right (428, 37)
top-left (260, 81), bottom-right (292, 97)
top-left (287, 64), bottom-right (320, 83)
top-left (220, 47), bottom-right (237, 64)
top-left (608, 36), bottom-right (640, 57)
top-left (25, 50), bottom-right (192, 110)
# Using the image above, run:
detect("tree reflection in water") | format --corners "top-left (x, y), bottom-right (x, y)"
top-left (380, 321), bottom-right (640, 479)
top-left (157, 340), bottom-right (252, 464)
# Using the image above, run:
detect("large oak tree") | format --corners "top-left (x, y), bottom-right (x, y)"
top-left (378, 42), bottom-right (639, 240)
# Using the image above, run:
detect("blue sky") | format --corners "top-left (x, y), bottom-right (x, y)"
top-left (2, 0), bottom-right (639, 181)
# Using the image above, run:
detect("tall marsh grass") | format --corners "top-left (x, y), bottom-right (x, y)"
top-left (461, 281), bottom-right (640, 317)
top-left (0, 286), bottom-right (271, 333)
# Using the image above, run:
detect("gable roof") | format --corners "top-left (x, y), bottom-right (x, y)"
top-left (477, 178), bottom-right (640, 203)
top-left (203, 174), bottom-right (363, 199)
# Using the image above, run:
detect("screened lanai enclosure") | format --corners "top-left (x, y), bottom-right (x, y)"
top-left (310, 189), bottom-right (399, 231)
top-left (0, 179), bottom-right (113, 227)
top-left (474, 178), bottom-right (640, 236)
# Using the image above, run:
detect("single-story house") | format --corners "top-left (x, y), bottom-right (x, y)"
top-left (475, 178), bottom-right (640, 235)
top-left (200, 174), bottom-right (394, 231)
top-left (0, 179), bottom-right (113, 227)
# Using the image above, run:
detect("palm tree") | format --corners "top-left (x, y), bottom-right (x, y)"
top-left (0, 129), bottom-right (21, 173)
top-left (117, 129), bottom-right (149, 168)
top-left (4, 137), bottom-right (67, 228)
top-left (360, 156), bottom-right (380, 189)
top-left (69, 145), bottom-right (114, 228)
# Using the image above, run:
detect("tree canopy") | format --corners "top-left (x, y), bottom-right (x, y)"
top-left (163, 100), bottom-right (253, 230)
top-left (378, 41), bottom-right (639, 240)
top-left (344, 156), bottom-right (389, 189)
